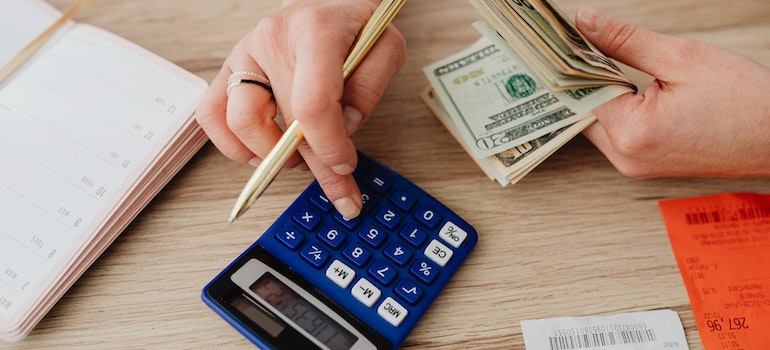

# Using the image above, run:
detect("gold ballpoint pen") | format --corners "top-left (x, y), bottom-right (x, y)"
top-left (229, 0), bottom-right (407, 222)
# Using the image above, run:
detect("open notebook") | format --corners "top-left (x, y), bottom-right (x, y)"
top-left (0, 0), bottom-right (208, 341)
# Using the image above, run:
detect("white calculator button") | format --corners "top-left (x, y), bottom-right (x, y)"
top-left (377, 297), bottom-right (408, 327)
top-left (424, 239), bottom-right (453, 267)
top-left (438, 221), bottom-right (468, 248)
top-left (325, 259), bottom-right (355, 288)
top-left (351, 278), bottom-right (381, 307)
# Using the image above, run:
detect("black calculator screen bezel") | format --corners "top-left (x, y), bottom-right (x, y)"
top-left (204, 245), bottom-right (393, 350)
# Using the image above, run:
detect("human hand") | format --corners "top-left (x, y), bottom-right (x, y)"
top-left (575, 7), bottom-right (770, 178)
top-left (195, 0), bottom-right (406, 218)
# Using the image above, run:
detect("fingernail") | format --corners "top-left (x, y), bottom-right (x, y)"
top-left (342, 105), bottom-right (364, 136)
top-left (331, 162), bottom-right (355, 176)
top-left (578, 7), bottom-right (607, 33)
top-left (334, 197), bottom-right (361, 219)
top-left (248, 157), bottom-right (262, 167)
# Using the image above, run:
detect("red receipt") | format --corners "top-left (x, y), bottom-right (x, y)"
top-left (659, 193), bottom-right (770, 349)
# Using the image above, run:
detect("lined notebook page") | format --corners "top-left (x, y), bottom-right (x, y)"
top-left (0, 0), bottom-right (207, 338)
top-left (0, 0), bottom-right (61, 65)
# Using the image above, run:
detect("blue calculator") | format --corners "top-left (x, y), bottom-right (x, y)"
top-left (202, 152), bottom-right (477, 350)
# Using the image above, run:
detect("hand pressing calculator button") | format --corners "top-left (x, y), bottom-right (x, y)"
top-left (202, 152), bottom-right (477, 350)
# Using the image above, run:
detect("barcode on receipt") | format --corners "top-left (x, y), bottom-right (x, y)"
top-left (521, 310), bottom-right (689, 350)
top-left (547, 328), bottom-right (657, 350)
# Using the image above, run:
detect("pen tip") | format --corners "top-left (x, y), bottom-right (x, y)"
top-left (228, 216), bottom-right (235, 224)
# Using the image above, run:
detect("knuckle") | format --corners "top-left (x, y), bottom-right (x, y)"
top-left (220, 146), bottom-right (249, 163)
top-left (344, 78), bottom-right (382, 110)
top-left (603, 21), bottom-right (641, 54)
top-left (254, 14), bottom-right (281, 36)
top-left (243, 15), bottom-right (290, 59)
top-left (294, 98), bottom-right (336, 121)
top-left (667, 38), bottom-right (703, 66)
top-left (244, 17), bottom-right (279, 52)
top-left (316, 174), bottom-right (347, 198)
top-left (612, 129), bottom-right (651, 158)
top-left (225, 111), bottom-right (268, 136)
top-left (317, 139), bottom-right (356, 165)
top-left (607, 132), bottom-right (660, 179)
top-left (613, 162), bottom-right (648, 179)
top-left (291, 6), bottom-right (332, 31)
top-left (208, 135), bottom-right (254, 164)
top-left (225, 112), bottom-right (250, 131)
top-left (329, 149), bottom-right (356, 167)
top-left (195, 110), bottom-right (216, 130)
top-left (383, 27), bottom-right (407, 66)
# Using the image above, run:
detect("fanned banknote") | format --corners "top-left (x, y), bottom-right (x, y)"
top-left (420, 0), bottom-right (635, 186)
top-left (468, 0), bottom-right (635, 90)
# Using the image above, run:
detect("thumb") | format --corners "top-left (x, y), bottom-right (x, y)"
top-left (575, 7), bottom-right (679, 79)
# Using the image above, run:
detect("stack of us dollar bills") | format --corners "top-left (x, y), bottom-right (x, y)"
top-left (421, 0), bottom-right (636, 186)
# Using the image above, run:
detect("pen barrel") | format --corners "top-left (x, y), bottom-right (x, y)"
top-left (230, 122), bottom-right (304, 220)
top-left (343, 0), bottom-right (406, 79)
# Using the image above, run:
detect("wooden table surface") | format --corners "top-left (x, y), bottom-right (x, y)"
top-left (6, 0), bottom-right (770, 349)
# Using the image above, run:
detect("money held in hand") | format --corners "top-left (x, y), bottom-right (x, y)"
top-left (420, 0), bottom-right (636, 186)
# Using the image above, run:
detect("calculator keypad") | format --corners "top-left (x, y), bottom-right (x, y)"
top-left (265, 153), bottom-right (476, 332)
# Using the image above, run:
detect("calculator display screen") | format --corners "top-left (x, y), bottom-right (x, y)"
top-left (228, 293), bottom-right (285, 337)
top-left (251, 273), bottom-right (358, 350)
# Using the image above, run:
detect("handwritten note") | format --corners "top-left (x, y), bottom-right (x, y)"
top-left (659, 193), bottom-right (770, 349)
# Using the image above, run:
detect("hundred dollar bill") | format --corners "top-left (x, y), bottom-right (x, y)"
top-left (423, 35), bottom-right (628, 158)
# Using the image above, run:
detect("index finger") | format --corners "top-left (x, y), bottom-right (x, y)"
top-left (288, 18), bottom-right (366, 176)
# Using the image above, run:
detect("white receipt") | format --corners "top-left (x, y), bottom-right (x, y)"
top-left (521, 310), bottom-right (689, 350)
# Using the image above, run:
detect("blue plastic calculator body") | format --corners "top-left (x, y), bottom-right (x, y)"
top-left (202, 152), bottom-right (477, 350)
